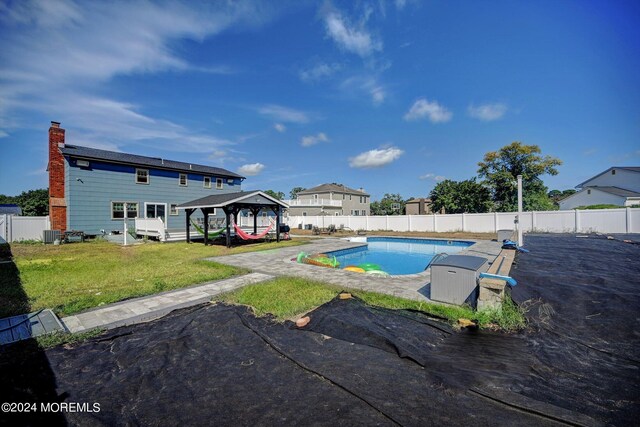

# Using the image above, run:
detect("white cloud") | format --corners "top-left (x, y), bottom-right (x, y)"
top-left (341, 76), bottom-right (387, 106)
top-left (349, 146), bottom-right (403, 168)
top-left (467, 103), bottom-right (508, 121)
top-left (370, 86), bottom-right (386, 105)
top-left (419, 173), bottom-right (446, 181)
top-left (395, 0), bottom-right (408, 10)
top-left (323, 10), bottom-right (382, 57)
top-left (299, 62), bottom-right (341, 82)
top-left (258, 105), bottom-right (310, 123)
top-left (238, 163), bottom-right (265, 176)
top-left (403, 98), bottom-right (452, 123)
top-left (273, 123), bottom-right (286, 133)
top-left (301, 132), bottom-right (329, 147)
top-left (0, 0), bottom-right (275, 152)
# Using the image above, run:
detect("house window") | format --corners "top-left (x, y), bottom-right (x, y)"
top-left (302, 212), bottom-right (307, 216)
top-left (204, 177), bottom-right (211, 188)
top-left (612, 169), bottom-right (616, 175)
top-left (587, 189), bottom-right (591, 195)
top-left (349, 195), bottom-right (352, 201)
top-left (146, 203), bottom-right (166, 220)
top-left (179, 173), bottom-right (188, 186)
top-left (216, 178), bottom-right (223, 189)
top-left (361, 210), bottom-right (366, 216)
top-left (170, 204), bottom-right (178, 216)
top-left (112, 202), bottom-right (138, 219)
top-left (335, 212), bottom-right (340, 216)
top-left (343, 194), bottom-right (345, 200)
top-left (136, 169), bottom-right (149, 184)
top-left (314, 194), bottom-right (318, 200)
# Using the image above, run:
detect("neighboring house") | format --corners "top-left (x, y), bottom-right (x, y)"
top-left (405, 198), bottom-right (433, 215)
top-left (0, 204), bottom-right (22, 215)
top-left (558, 167), bottom-right (640, 210)
top-left (284, 183), bottom-right (370, 216)
top-left (47, 121), bottom-right (245, 236)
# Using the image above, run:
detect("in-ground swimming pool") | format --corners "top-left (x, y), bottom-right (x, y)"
top-left (327, 237), bottom-right (473, 275)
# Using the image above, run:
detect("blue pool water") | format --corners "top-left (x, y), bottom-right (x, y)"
top-left (328, 237), bottom-right (473, 275)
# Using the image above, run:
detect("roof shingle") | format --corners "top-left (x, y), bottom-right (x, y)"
top-left (60, 144), bottom-right (244, 179)
top-left (297, 183), bottom-right (369, 196)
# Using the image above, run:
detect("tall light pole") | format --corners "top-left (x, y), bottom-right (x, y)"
top-left (517, 175), bottom-right (523, 246)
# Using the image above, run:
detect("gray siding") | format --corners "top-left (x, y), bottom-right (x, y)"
top-left (65, 158), bottom-right (240, 234)
top-left (296, 191), bottom-right (369, 215)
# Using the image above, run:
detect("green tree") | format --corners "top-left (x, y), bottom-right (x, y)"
top-left (0, 188), bottom-right (49, 216)
top-left (264, 189), bottom-right (285, 200)
top-left (478, 142), bottom-right (562, 211)
top-left (289, 187), bottom-right (306, 199)
top-left (429, 179), bottom-right (492, 214)
top-left (370, 193), bottom-right (406, 215)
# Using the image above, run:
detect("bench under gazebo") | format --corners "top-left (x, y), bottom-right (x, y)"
top-left (178, 191), bottom-right (289, 248)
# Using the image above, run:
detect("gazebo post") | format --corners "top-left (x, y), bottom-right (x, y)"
top-left (202, 207), bottom-right (209, 246)
top-left (222, 207), bottom-right (231, 248)
top-left (250, 207), bottom-right (260, 235)
top-left (185, 208), bottom-right (193, 243)
top-left (233, 208), bottom-right (240, 227)
top-left (276, 206), bottom-right (281, 243)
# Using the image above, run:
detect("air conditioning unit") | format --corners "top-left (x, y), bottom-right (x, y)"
top-left (76, 159), bottom-right (90, 167)
top-left (43, 230), bottom-right (61, 244)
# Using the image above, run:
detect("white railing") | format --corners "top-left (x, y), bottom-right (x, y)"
top-left (285, 208), bottom-right (639, 234)
top-left (283, 199), bottom-right (342, 207)
top-left (0, 214), bottom-right (51, 242)
top-left (239, 216), bottom-right (274, 228)
top-left (135, 217), bottom-right (166, 241)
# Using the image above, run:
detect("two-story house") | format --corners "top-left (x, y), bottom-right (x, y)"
top-left (47, 121), bottom-right (244, 237)
top-left (284, 184), bottom-right (370, 216)
top-left (558, 167), bottom-right (640, 209)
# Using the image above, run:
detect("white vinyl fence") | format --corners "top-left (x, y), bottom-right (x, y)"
top-left (0, 214), bottom-right (51, 243)
top-left (285, 208), bottom-right (639, 235)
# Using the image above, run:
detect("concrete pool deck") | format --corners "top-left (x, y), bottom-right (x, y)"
top-left (211, 236), bottom-right (503, 302)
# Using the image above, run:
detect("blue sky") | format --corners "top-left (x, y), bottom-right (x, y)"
top-left (1, 0), bottom-right (638, 201)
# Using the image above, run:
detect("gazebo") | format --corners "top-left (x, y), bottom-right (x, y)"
top-left (178, 191), bottom-right (289, 247)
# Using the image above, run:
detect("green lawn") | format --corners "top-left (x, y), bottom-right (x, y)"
top-left (0, 238), bottom-right (307, 318)
top-left (1, 237), bottom-right (524, 332)
top-left (218, 276), bottom-right (526, 331)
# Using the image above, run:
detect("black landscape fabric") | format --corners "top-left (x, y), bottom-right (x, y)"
top-left (1, 234), bottom-right (639, 426)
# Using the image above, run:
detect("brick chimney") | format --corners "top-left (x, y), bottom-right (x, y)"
top-left (49, 121), bottom-right (67, 232)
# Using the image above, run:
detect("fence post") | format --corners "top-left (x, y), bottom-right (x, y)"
top-left (461, 213), bottom-right (466, 232)
top-left (7, 215), bottom-right (12, 243)
top-left (408, 215), bottom-right (412, 232)
top-left (0, 214), bottom-right (6, 243)
top-left (366, 215), bottom-right (369, 231)
top-left (575, 209), bottom-right (581, 233)
top-left (386, 215), bottom-right (389, 231)
top-left (494, 212), bottom-right (498, 233)
top-left (433, 214), bottom-right (438, 232)
top-left (532, 211), bottom-right (537, 231)
top-left (627, 207), bottom-right (632, 233)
